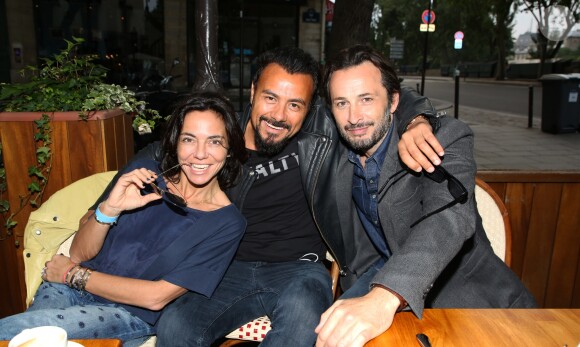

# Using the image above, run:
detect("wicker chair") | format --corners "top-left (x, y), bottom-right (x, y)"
top-left (474, 177), bottom-right (512, 266)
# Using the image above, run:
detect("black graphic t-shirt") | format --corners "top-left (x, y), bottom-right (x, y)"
top-left (235, 137), bottom-right (327, 262)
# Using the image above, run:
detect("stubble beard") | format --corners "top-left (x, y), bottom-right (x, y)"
top-left (340, 106), bottom-right (392, 153)
top-left (253, 116), bottom-right (291, 157)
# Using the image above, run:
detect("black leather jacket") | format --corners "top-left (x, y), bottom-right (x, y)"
top-left (96, 87), bottom-right (437, 276)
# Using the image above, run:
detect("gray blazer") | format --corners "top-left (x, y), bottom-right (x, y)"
top-left (335, 116), bottom-right (536, 318)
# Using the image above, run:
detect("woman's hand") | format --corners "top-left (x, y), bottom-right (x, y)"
top-left (101, 168), bottom-right (163, 216)
top-left (43, 254), bottom-right (75, 284)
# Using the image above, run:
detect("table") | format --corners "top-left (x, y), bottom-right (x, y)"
top-left (0, 339), bottom-right (122, 347)
top-left (365, 309), bottom-right (580, 347)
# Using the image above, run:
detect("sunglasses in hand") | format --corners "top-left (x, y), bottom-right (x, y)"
top-left (410, 165), bottom-right (468, 228)
top-left (142, 163), bottom-right (188, 209)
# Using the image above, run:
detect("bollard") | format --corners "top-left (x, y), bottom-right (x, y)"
top-left (454, 74), bottom-right (460, 119)
top-left (528, 85), bottom-right (533, 128)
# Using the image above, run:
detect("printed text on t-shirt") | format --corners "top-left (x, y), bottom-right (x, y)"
top-left (253, 153), bottom-right (299, 180)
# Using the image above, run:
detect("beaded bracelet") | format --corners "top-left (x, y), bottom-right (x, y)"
top-left (81, 269), bottom-right (93, 291)
top-left (69, 267), bottom-right (86, 290)
top-left (68, 266), bottom-right (94, 292)
top-left (63, 264), bottom-right (80, 284)
top-left (66, 265), bottom-right (82, 287)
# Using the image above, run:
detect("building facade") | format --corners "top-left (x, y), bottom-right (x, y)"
top-left (1, 0), bottom-right (330, 90)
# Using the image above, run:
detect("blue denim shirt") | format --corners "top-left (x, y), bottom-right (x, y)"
top-left (349, 125), bottom-right (394, 259)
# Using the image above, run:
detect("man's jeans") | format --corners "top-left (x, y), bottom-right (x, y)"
top-left (0, 282), bottom-right (155, 346)
top-left (156, 259), bottom-right (333, 347)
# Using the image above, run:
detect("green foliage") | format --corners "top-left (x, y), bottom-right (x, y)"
top-left (0, 37), bottom-right (160, 131)
top-left (372, 0), bottom-right (507, 68)
top-left (81, 83), bottom-right (162, 131)
top-left (0, 37), bottom-right (105, 112)
top-left (556, 47), bottom-right (580, 60)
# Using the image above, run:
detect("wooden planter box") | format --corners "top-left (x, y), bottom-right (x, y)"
top-left (0, 109), bottom-right (134, 317)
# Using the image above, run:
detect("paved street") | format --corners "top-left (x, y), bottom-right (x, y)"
top-left (402, 76), bottom-right (543, 118)
top-left (404, 77), bottom-right (580, 171)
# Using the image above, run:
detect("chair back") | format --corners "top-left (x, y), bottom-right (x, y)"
top-left (474, 177), bottom-right (512, 267)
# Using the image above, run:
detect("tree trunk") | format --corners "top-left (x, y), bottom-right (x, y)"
top-left (192, 0), bottom-right (221, 92)
top-left (496, 40), bottom-right (507, 80)
top-left (327, 0), bottom-right (375, 60)
top-left (536, 30), bottom-right (547, 78)
top-left (493, 0), bottom-right (514, 80)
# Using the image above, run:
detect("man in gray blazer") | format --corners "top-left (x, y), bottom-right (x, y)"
top-left (314, 45), bottom-right (537, 347)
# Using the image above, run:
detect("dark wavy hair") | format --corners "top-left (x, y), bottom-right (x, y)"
top-left (160, 92), bottom-right (246, 190)
top-left (252, 47), bottom-right (320, 108)
top-left (323, 45), bottom-right (400, 105)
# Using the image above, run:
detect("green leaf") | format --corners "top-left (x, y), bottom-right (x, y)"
top-left (5, 219), bottom-right (17, 230)
top-left (0, 200), bottom-right (9, 212)
top-left (28, 182), bottom-right (41, 193)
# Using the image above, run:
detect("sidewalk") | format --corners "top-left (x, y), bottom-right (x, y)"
top-left (434, 101), bottom-right (580, 171)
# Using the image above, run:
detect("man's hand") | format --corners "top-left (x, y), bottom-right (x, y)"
top-left (315, 287), bottom-right (400, 347)
top-left (399, 119), bottom-right (444, 173)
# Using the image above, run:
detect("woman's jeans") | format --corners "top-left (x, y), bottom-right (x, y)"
top-left (0, 282), bottom-right (155, 346)
top-left (156, 259), bottom-right (333, 347)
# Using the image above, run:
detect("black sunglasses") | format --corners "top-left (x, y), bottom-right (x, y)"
top-left (144, 163), bottom-right (188, 208)
top-left (149, 181), bottom-right (187, 208)
top-left (410, 165), bottom-right (468, 228)
top-left (426, 166), bottom-right (468, 204)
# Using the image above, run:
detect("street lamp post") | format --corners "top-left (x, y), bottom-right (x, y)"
top-left (239, 0), bottom-right (244, 112)
top-left (420, 0), bottom-right (433, 96)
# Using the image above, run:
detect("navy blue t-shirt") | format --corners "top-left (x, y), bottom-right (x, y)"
top-left (82, 159), bottom-right (246, 324)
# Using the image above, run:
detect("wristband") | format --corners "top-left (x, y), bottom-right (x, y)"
top-left (94, 203), bottom-right (119, 225)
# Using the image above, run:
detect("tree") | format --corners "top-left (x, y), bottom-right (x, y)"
top-left (491, 0), bottom-right (518, 80)
top-left (327, 0), bottom-right (376, 59)
top-left (373, 0), bottom-right (496, 71)
top-left (520, 0), bottom-right (580, 77)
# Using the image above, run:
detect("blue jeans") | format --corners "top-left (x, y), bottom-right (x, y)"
top-left (0, 282), bottom-right (155, 346)
top-left (156, 260), bottom-right (333, 347)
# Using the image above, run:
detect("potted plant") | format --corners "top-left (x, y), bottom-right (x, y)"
top-left (0, 37), bottom-right (162, 314)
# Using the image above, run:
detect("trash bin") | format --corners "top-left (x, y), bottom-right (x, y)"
top-left (539, 73), bottom-right (580, 134)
